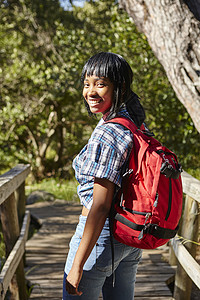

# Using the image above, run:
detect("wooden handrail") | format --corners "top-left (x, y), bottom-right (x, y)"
top-left (181, 170), bottom-right (200, 203)
top-left (0, 164), bottom-right (30, 205)
top-left (171, 170), bottom-right (200, 300)
top-left (0, 211), bottom-right (30, 298)
top-left (0, 164), bottom-right (31, 300)
top-left (171, 238), bottom-right (200, 289)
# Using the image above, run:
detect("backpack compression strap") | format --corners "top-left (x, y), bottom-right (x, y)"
top-left (115, 212), bottom-right (179, 240)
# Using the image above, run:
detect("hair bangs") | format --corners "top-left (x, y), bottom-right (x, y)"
top-left (81, 52), bottom-right (121, 84)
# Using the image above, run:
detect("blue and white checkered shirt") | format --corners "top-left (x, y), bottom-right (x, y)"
top-left (72, 106), bottom-right (134, 209)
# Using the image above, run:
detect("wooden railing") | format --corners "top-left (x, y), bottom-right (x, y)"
top-left (0, 164), bottom-right (31, 300)
top-left (170, 170), bottom-right (200, 299)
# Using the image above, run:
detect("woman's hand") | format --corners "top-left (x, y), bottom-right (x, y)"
top-left (66, 266), bottom-right (83, 296)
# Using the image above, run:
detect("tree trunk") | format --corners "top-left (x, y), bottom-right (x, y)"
top-left (119, 0), bottom-right (200, 133)
top-left (54, 107), bottom-right (64, 172)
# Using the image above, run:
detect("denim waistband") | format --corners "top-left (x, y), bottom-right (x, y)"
top-left (80, 214), bottom-right (110, 226)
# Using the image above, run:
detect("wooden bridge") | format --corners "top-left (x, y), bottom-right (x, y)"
top-left (0, 165), bottom-right (199, 300)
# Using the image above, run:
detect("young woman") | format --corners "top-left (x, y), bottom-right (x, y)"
top-left (63, 52), bottom-right (146, 300)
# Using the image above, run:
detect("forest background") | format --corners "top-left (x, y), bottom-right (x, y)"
top-left (0, 0), bottom-right (199, 199)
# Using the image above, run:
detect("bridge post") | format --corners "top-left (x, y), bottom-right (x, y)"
top-left (173, 195), bottom-right (199, 300)
top-left (15, 181), bottom-right (26, 229)
top-left (169, 212), bottom-right (183, 266)
top-left (0, 192), bottom-right (28, 300)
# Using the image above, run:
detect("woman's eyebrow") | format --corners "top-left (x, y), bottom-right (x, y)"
top-left (84, 77), bottom-right (107, 82)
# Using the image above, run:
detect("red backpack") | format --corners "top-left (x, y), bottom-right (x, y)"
top-left (108, 117), bottom-right (183, 249)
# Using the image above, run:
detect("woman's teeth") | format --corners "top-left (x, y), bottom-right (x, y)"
top-left (88, 99), bottom-right (101, 104)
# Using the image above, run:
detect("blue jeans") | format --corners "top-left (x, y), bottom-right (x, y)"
top-left (63, 215), bottom-right (142, 300)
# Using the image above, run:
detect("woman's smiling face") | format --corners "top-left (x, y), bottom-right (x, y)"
top-left (83, 74), bottom-right (114, 115)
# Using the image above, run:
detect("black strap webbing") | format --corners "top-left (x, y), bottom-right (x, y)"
top-left (109, 216), bottom-right (115, 286)
top-left (115, 213), bottom-right (144, 231)
top-left (146, 223), bottom-right (179, 239)
top-left (115, 213), bottom-right (178, 240)
top-left (109, 193), bottom-right (118, 286)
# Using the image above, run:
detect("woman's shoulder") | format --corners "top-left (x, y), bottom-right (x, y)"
top-left (100, 120), bottom-right (132, 135)
top-left (90, 119), bottom-right (133, 152)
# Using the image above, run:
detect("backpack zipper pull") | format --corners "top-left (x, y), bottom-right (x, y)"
top-left (153, 193), bottom-right (159, 207)
top-left (138, 213), bottom-right (151, 240)
top-left (123, 169), bottom-right (133, 177)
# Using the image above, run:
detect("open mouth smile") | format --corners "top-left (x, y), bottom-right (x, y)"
top-left (88, 98), bottom-right (102, 105)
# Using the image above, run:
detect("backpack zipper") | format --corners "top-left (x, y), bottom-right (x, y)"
top-left (121, 206), bottom-right (150, 216)
top-left (165, 178), bottom-right (172, 220)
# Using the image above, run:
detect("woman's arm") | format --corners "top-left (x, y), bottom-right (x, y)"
top-left (65, 177), bottom-right (115, 295)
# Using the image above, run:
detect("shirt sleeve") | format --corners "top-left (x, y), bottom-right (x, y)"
top-left (80, 122), bottom-right (133, 187)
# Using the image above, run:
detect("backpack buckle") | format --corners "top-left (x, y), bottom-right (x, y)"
top-left (160, 162), bottom-right (181, 179)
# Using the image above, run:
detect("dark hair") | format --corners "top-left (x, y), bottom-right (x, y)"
top-left (81, 52), bottom-right (145, 125)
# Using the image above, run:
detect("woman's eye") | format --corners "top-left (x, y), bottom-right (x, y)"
top-left (97, 82), bottom-right (105, 87)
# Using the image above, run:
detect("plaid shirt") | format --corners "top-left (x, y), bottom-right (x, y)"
top-left (72, 106), bottom-right (134, 209)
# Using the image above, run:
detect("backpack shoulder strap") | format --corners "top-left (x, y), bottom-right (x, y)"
top-left (106, 117), bottom-right (139, 134)
top-left (106, 117), bottom-right (151, 175)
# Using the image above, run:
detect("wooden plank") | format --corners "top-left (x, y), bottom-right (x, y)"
top-left (100, 297), bottom-right (173, 300)
top-left (137, 263), bottom-right (176, 273)
top-left (136, 273), bottom-right (174, 281)
top-left (26, 236), bottom-right (71, 246)
top-left (0, 164), bottom-right (30, 205)
top-left (26, 253), bottom-right (67, 260)
top-left (26, 264), bottom-right (65, 276)
top-left (134, 287), bottom-right (172, 296)
top-left (171, 238), bottom-right (200, 289)
top-left (181, 170), bottom-right (200, 203)
top-left (29, 283), bottom-right (172, 297)
top-left (29, 283), bottom-right (172, 296)
top-left (26, 247), bottom-right (69, 254)
top-left (27, 272), bottom-right (172, 283)
top-left (25, 273), bottom-right (64, 280)
top-left (0, 211), bottom-right (30, 298)
top-left (28, 288), bottom-right (62, 298)
top-left (134, 297), bottom-right (174, 300)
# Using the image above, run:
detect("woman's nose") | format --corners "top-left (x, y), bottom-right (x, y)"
top-left (88, 85), bottom-right (97, 96)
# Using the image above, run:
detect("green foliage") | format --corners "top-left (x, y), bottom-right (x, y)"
top-left (0, 0), bottom-right (199, 180)
top-left (0, 0), bottom-right (96, 178)
top-left (186, 168), bottom-right (200, 181)
top-left (26, 178), bottom-right (79, 201)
